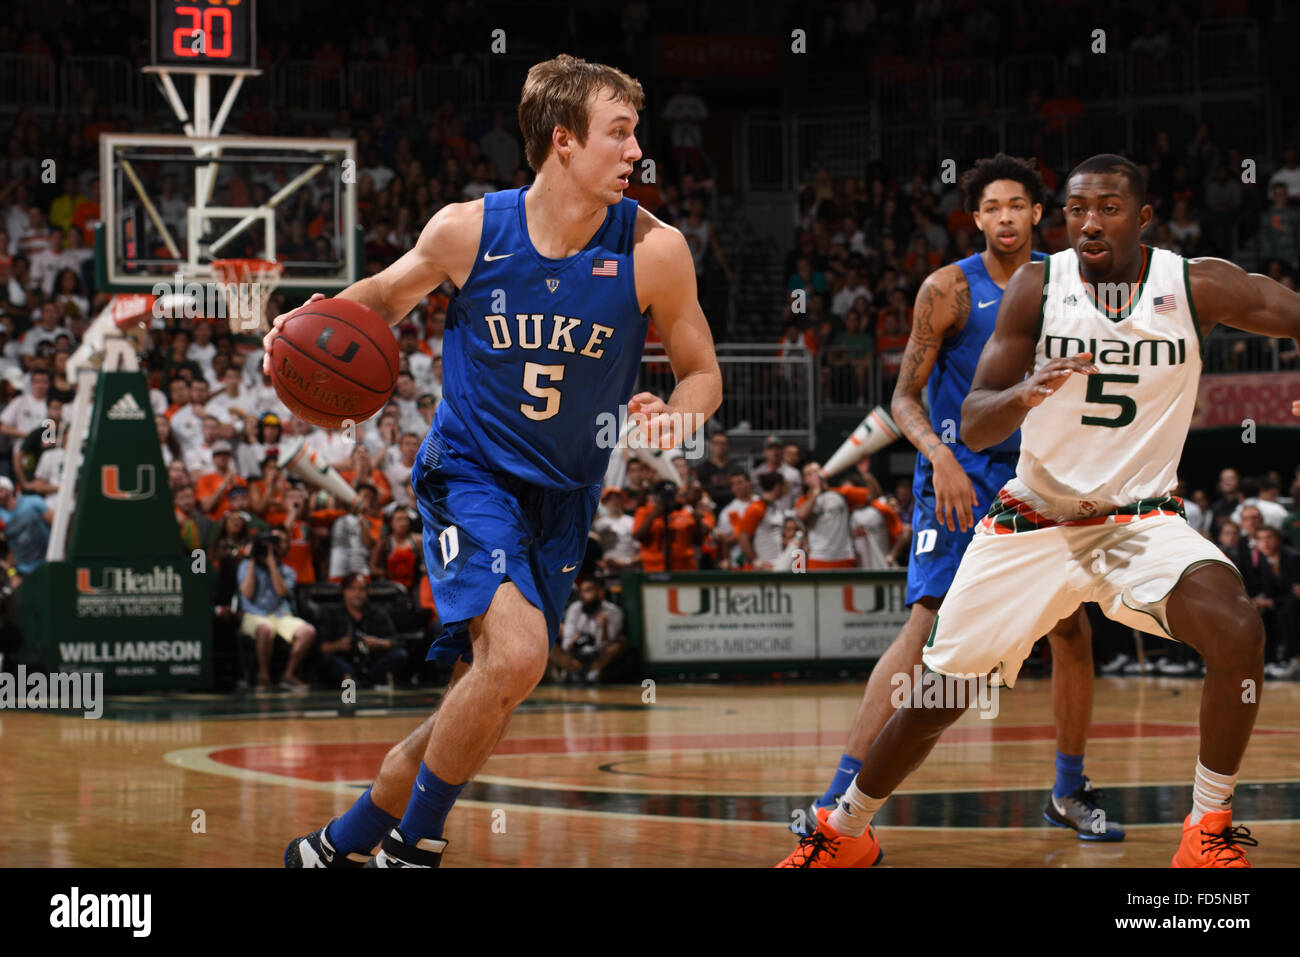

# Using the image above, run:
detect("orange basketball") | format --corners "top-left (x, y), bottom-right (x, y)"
top-left (269, 298), bottom-right (399, 429)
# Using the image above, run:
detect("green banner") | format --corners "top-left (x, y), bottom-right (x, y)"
top-left (68, 371), bottom-right (178, 558)
top-left (16, 558), bottom-right (212, 691)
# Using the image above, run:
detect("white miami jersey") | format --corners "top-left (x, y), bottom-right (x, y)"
top-left (1005, 245), bottom-right (1201, 523)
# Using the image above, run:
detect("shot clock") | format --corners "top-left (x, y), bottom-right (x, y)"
top-left (150, 0), bottom-right (256, 71)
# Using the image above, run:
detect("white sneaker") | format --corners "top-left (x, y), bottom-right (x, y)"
top-left (1099, 653), bottom-right (1130, 675)
top-left (1265, 659), bottom-right (1300, 680)
top-left (1123, 659), bottom-right (1156, 675)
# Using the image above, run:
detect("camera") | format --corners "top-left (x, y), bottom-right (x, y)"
top-left (652, 480), bottom-right (678, 511)
top-left (251, 532), bottom-right (278, 560)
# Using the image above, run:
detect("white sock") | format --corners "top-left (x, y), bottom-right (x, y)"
top-left (826, 778), bottom-right (886, 838)
top-left (1189, 758), bottom-right (1236, 825)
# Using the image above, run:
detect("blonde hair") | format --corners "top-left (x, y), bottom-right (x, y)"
top-left (518, 54), bottom-right (644, 173)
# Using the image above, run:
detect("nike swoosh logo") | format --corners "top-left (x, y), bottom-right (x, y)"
top-left (977, 299), bottom-right (997, 309)
top-left (562, 563), bottom-right (579, 573)
top-left (483, 251), bottom-right (514, 261)
top-left (416, 782), bottom-right (426, 792)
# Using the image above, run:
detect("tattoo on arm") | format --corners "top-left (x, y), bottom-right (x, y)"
top-left (952, 281), bottom-right (970, 324)
top-left (893, 272), bottom-right (961, 459)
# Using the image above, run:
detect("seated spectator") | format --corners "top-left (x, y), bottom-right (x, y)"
top-left (417, 391), bottom-right (438, 427)
top-left (694, 431), bottom-right (736, 510)
top-left (383, 431), bottom-right (421, 508)
top-left (13, 395), bottom-right (60, 488)
top-left (370, 505), bottom-right (422, 589)
top-left (281, 486), bottom-right (319, 585)
top-left (549, 578), bottom-right (627, 684)
top-left (1231, 476), bottom-right (1288, 530)
top-left (770, 517), bottom-right (807, 571)
top-left (338, 445), bottom-right (393, 506)
top-left (752, 435), bottom-right (801, 511)
top-left (1210, 467), bottom-right (1244, 532)
top-left (195, 441), bottom-right (248, 519)
top-left (183, 412), bottom-right (223, 476)
top-left (717, 467), bottom-right (756, 568)
top-left (21, 302), bottom-right (67, 365)
top-left (176, 381), bottom-right (214, 448)
top-left (156, 413), bottom-right (185, 467)
top-left (0, 475), bottom-right (50, 574)
top-left (1217, 520), bottom-right (1249, 577)
top-left (875, 300), bottom-right (912, 395)
top-left (249, 456), bottom-right (290, 527)
top-left (238, 526), bottom-right (316, 692)
top-left (1257, 184), bottom-right (1300, 273)
top-left (1247, 526), bottom-right (1300, 679)
top-left (317, 572), bottom-right (409, 689)
top-left (593, 487), bottom-right (639, 580)
top-left (621, 458), bottom-right (651, 510)
top-left (173, 482), bottom-right (211, 553)
top-left (0, 367), bottom-right (49, 442)
top-left (238, 412), bottom-right (283, 478)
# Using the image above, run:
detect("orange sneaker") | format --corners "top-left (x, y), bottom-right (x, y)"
top-left (776, 808), bottom-right (883, 868)
top-left (1171, 810), bottom-right (1257, 868)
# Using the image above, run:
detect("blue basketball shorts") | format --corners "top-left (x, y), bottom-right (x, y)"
top-left (411, 443), bottom-right (600, 664)
top-left (905, 450), bottom-right (1018, 605)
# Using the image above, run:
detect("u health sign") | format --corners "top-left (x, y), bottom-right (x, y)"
top-left (632, 572), bottom-right (910, 668)
top-left (16, 371), bottom-right (212, 691)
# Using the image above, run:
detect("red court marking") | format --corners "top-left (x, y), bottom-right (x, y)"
top-left (209, 722), bottom-right (1296, 782)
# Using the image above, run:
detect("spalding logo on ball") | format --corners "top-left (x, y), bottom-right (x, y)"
top-left (269, 298), bottom-right (399, 430)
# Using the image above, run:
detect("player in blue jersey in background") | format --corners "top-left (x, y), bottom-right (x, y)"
top-left (781, 155), bottom-right (1121, 867)
top-left (274, 55), bottom-right (722, 867)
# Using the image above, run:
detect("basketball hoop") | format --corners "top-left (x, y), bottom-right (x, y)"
top-left (211, 257), bottom-right (284, 335)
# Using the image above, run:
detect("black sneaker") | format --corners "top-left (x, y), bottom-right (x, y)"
top-left (1044, 777), bottom-right (1126, 842)
top-left (284, 818), bottom-right (371, 868)
top-left (365, 827), bottom-right (447, 868)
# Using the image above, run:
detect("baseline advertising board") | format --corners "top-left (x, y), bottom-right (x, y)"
top-left (629, 571), bottom-right (910, 671)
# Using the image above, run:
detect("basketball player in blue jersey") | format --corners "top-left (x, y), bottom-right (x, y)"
top-left (781, 155), bottom-right (1121, 867)
top-left (272, 55), bottom-right (721, 867)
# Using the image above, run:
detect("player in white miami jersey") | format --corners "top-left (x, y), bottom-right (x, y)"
top-left (795, 153), bottom-right (1300, 868)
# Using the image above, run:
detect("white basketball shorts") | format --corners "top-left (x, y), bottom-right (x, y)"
top-left (921, 513), bottom-right (1239, 688)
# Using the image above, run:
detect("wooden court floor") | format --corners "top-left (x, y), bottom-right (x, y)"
top-left (2, 677), bottom-right (1298, 867)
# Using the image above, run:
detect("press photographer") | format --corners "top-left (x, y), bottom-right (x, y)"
top-left (632, 479), bottom-right (712, 572)
top-left (238, 526), bottom-right (317, 692)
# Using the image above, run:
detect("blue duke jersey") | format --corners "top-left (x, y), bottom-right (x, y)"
top-left (427, 186), bottom-right (647, 489)
top-left (412, 186), bottom-right (648, 662)
top-left (907, 250), bottom-right (1046, 603)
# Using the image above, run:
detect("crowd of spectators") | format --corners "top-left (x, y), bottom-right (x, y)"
top-left (1, 2), bottom-right (1296, 689)
top-left (777, 133), bottom-right (1300, 408)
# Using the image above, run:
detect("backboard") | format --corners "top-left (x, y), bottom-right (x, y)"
top-left (96, 132), bottom-right (361, 297)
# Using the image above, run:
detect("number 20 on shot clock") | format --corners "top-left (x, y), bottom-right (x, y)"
top-left (150, 0), bottom-right (256, 71)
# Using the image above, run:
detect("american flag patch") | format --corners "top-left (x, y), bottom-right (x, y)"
top-left (591, 258), bottom-right (618, 277)
top-left (1152, 294), bottom-right (1177, 313)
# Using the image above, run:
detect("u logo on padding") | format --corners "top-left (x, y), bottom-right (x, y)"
top-left (315, 327), bottom-right (359, 363)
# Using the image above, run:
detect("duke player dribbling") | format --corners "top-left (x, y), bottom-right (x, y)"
top-left (272, 55), bottom-right (721, 867)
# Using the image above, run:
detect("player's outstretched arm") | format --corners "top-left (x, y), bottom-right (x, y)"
top-left (631, 210), bottom-right (722, 447)
top-left (893, 265), bottom-right (980, 531)
top-left (962, 262), bottom-right (1097, 451)
top-left (262, 202), bottom-right (482, 374)
top-left (1187, 256), bottom-right (1300, 349)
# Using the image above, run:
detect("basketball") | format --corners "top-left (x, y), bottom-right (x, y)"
top-left (268, 298), bottom-right (399, 429)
